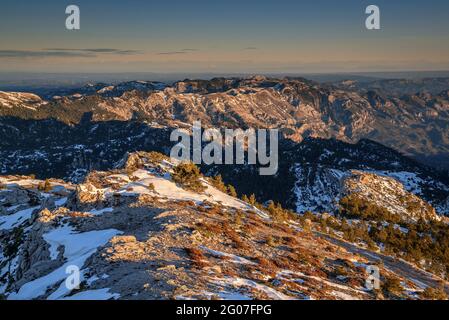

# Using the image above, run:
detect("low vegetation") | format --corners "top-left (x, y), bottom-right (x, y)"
top-left (298, 195), bottom-right (449, 280)
top-left (339, 194), bottom-right (401, 224)
top-left (185, 247), bottom-right (209, 269)
top-left (37, 179), bottom-right (52, 192)
top-left (172, 162), bottom-right (206, 192)
top-left (420, 285), bottom-right (448, 300)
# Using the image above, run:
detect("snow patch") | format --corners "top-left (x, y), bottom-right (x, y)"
top-left (0, 206), bottom-right (40, 231)
top-left (8, 225), bottom-right (121, 300)
top-left (61, 288), bottom-right (120, 300)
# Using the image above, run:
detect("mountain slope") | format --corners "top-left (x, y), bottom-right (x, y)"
top-left (2, 153), bottom-right (447, 300)
top-left (0, 115), bottom-right (447, 216)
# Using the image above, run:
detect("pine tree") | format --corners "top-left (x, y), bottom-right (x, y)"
top-left (172, 162), bottom-right (206, 192)
top-left (210, 175), bottom-right (227, 192)
top-left (249, 194), bottom-right (257, 206)
top-left (227, 185), bottom-right (237, 197)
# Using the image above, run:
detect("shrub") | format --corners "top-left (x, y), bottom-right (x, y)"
top-left (227, 185), bottom-right (238, 197)
top-left (223, 225), bottom-right (248, 249)
top-left (234, 211), bottom-right (244, 227)
top-left (249, 194), bottom-right (257, 206)
top-left (339, 194), bottom-right (400, 224)
top-left (335, 266), bottom-right (349, 277)
top-left (172, 162), bottom-right (206, 192)
top-left (420, 286), bottom-right (448, 300)
top-left (185, 247), bottom-right (209, 269)
top-left (254, 256), bottom-right (278, 275)
top-left (38, 179), bottom-right (52, 192)
top-left (148, 183), bottom-right (156, 192)
top-left (266, 202), bottom-right (289, 223)
top-left (147, 152), bottom-right (169, 164)
top-left (210, 175), bottom-right (227, 192)
top-left (266, 235), bottom-right (277, 247)
top-left (382, 277), bottom-right (404, 297)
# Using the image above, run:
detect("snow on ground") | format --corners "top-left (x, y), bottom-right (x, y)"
top-left (278, 270), bottom-right (368, 298)
top-left (0, 206), bottom-right (40, 231)
top-left (200, 246), bottom-right (256, 265)
top-left (86, 274), bottom-right (99, 286)
top-left (201, 290), bottom-right (253, 300)
top-left (55, 197), bottom-right (68, 207)
top-left (103, 169), bottom-right (263, 215)
top-left (0, 177), bottom-right (42, 188)
top-left (217, 291), bottom-right (253, 300)
top-left (6, 205), bottom-right (21, 212)
top-left (89, 207), bottom-right (114, 216)
top-left (212, 276), bottom-right (295, 300)
top-left (331, 291), bottom-right (359, 300)
top-left (367, 171), bottom-right (425, 194)
top-left (43, 225), bottom-right (121, 262)
top-left (293, 165), bottom-right (344, 213)
top-left (61, 288), bottom-right (120, 300)
top-left (8, 225), bottom-right (122, 300)
top-left (0, 257), bottom-right (18, 280)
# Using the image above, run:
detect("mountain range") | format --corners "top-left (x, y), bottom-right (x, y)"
top-left (1, 76), bottom-right (449, 300)
top-left (1, 76), bottom-right (448, 170)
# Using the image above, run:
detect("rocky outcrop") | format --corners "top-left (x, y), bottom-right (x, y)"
top-left (342, 171), bottom-right (439, 222)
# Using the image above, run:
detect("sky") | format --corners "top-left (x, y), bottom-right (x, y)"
top-left (1, 0), bottom-right (449, 74)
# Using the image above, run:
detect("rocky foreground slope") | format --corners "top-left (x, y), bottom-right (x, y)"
top-left (1, 152), bottom-right (448, 300)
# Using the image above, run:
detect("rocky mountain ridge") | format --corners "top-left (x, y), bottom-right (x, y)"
top-left (1, 76), bottom-right (448, 170)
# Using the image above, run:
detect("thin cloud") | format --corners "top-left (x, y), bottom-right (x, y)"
top-left (157, 51), bottom-right (187, 55)
top-left (243, 47), bottom-right (259, 51)
top-left (157, 48), bottom-right (199, 55)
top-left (0, 50), bottom-right (94, 58)
top-left (0, 48), bottom-right (142, 59)
top-left (45, 48), bottom-right (143, 55)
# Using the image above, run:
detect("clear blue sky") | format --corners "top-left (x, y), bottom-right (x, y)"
top-left (1, 0), bottom-right (449, 73)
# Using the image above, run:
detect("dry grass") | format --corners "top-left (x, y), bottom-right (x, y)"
top-left (222, 223), bottom-right (249, 249)
top-left (176, 200), bottom-right (196, 207)
top-left (272, 253), bottom-right (308, 273)
top-left (274, 223), bottom-right (296, 234)
top-left (242, 257), bottom-right (278, 279)
top-left (241, 223), bottom-right (257, 236)
top-left (195, 221), bottom-right (223, 236)
top-left (282, 236), bottom-right (299, 248)
top-left (266, 235), bottom-right (280, 247)
top-left (185, 247), bottom-right (209, 269)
